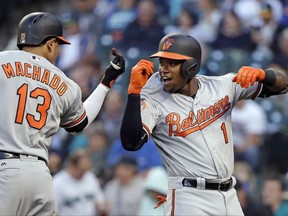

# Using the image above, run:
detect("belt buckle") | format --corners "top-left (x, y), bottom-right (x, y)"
top-left (218, 179), bottom-right (232, 192)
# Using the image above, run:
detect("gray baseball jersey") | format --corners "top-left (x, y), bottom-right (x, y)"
top-left (140, 72), bottom-right (262, 179)
top-left (0, 50), bottom-right (86, 162)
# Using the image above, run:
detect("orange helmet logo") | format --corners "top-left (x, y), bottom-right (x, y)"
top-left (162, 38), bottom-right (174, 50)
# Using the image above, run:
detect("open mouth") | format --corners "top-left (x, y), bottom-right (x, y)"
top-left (161, 76), bottom-right (172, 84)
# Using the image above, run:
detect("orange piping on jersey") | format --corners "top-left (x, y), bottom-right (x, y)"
top-left (171, 189), bottom-right (175, 216)
top-left (142, 123), bottom-right (151, 138)
top-left (251, 83), bottom-right (262, 99)
top-left (61, 111), bottom-right (86, 128)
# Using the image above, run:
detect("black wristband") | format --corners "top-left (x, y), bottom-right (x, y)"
top-left (263, 69), bottom-right (276, 86)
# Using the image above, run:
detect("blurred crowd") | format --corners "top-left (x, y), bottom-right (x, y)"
top-left (1, 0), bottom-right (288, 215)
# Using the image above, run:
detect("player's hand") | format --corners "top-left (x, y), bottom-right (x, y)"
top-left (128, 59), bottom-right (154, 94)
top-left (232, 66), bottom-right (265, 88)
top-left (101, 48), bottom-right (125, 88)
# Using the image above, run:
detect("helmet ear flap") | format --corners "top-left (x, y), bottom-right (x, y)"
top-left (181, 59), bottom-right (199, 79)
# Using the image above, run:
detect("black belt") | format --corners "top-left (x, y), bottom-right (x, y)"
top-left (0, 151), bottom-right (46, 164)
top-left (182, 177), bottom-right (233, 192)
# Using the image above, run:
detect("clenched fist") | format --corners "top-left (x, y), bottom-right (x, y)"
top-left (232, 66), bottom-right (265, 88)
top-left (128, 60), bottom-right (154, 94)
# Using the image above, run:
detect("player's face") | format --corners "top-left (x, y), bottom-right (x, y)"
top-left (159, 58), bottom-right (187, 93)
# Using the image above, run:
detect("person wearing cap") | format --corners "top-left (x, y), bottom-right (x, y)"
top-left (53, 149), bottom-right (107, 216)
top-left (104, 156), bottom-right (145, 216)
top-left (0, 12), bottom-right (125, 215)
top-left (120, 33), bottom-right (288, 215)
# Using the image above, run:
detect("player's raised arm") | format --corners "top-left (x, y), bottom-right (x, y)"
top-left (82, 48), bottom-right (125, 128)
top-left (65, 48), bottom-right (125, 134)
top-left (120, 60), bottom-right (154, 151)
top-left (232, 66), bottom-right (288, 95)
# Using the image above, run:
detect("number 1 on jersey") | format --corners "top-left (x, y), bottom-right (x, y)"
top-left (221, 122), bottom-right (229, 144)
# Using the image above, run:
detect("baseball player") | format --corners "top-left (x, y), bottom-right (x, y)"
top-left (0, 12), bottom-right (125, 216)
top-left (120, 33), bottom-right (288, 215)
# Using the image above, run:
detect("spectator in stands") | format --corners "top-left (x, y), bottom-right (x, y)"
top-left (261, 173), bottom-right (288, 216)
top-left (48, 150), bottom-right (63, 176)
top-left (119, 0), bottom-right (165, 88)
top-left (107, 138), bottom-right (164, 175)
top-left (194, 0), bottom-right (222, 43)
top-left (67, 55), bottom-right (103, 100)
top-left (232, 100), bottom-right (267, 172)
top-left (211, 9), bottom-right (256, 51)
top-left (270, 27), bottom-right (288, 71)
top-left (138, 166), bottom-right (168, 216)
top-left (235, 177), bottom-right (273, 216)
top-left (53, 149), bottom-right (107, 216)
top-left (57, 12), bottom-right (97, 72)
top-left (101, 0), bottom-right (137, 46)
top-left (98, 88), bottom-right (124, 144)
top-left (85, 122), bottom-right (110, 183)
top-left (233, 161), bottom-right (257, 194)
top-left (250, 3), bottom-right (282, 60)
top-left (164, 8), bottom-right (202, 42)
top-left (104, 156), bottom-right (145, 216)
top-left (119, 0), bottom-right (165, 57)
top-left (66, 0), bottom-right (103, 36)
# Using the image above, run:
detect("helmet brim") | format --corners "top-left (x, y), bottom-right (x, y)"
top-left (57, 36), bottom-right (71, 45)
top-left (150, 51), bottom-right (192, 60)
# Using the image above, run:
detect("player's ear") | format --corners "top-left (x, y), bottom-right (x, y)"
top-left (46, 38), bottom-right (58, 51)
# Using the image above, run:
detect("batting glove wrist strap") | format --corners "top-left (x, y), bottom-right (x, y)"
top-left (263, 69), bottom-right (276, 86)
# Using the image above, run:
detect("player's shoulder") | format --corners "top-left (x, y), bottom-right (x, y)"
top-left (0, 50), bottom-right (23, 58)
top-left (142, 72), bottom-right (162, 94)
top-left (196, 73), bottom-right (236, 88)
top-left (196, 73), bottom-right (235, 82)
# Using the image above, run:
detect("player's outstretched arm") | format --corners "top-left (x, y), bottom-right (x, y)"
top-left (120, 60), bottom-right (154, 151)
top-left (232, 66), bottom-right (288, 93)
top-left (83, 48), bottom-right (125, 127)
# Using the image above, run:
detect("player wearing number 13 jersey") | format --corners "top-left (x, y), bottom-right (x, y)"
top-left (120, 33), bottom-right (288, 215)
top-left (0, 12), bottom-right (125, 216)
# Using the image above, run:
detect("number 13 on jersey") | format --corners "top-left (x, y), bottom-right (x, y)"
top-left (15, 83), bottom-right (52, 130)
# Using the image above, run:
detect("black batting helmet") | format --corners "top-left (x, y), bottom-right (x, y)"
top-left (150, 33), bottom-right (202, 79)
top-left (17, 12), bottom-right (70, 49)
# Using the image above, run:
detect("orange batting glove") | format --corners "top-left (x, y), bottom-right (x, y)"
top-left (232, 66), bottom-right (265, 88)
top-left (128, 60), bottom-right (154, 94)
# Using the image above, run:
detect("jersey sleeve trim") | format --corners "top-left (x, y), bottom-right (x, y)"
top-left (142, 123), bottom-right (151, 139)
top-left (60, 111), bottom-right (87, 128)
top-left (251, 83), bottom-right (262, 99)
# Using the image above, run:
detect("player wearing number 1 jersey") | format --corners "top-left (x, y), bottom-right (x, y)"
top-left (0, 12), bottom-right (125, 215)
top-left (120, 33), bottom-right (288, 215)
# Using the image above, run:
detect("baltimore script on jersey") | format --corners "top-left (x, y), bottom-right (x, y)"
top-left (163, 95), bottom-right (231, 137)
